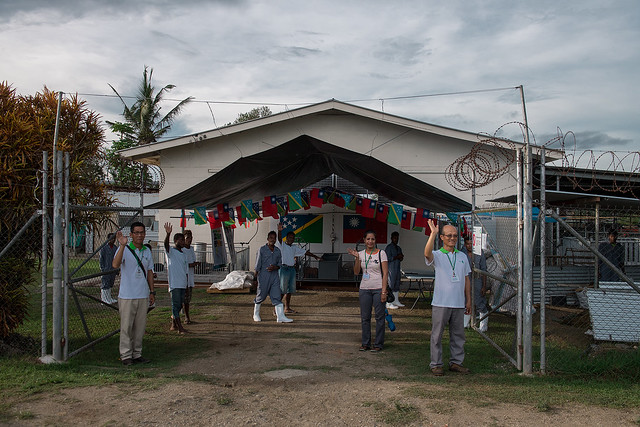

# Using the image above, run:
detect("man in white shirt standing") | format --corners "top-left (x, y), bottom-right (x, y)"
top-left (424, 220), bottom-right (471, 376)
top-left (276, 223), bottom-right (321, 314)
top-left (164, 222), bottom-right (188, 334)
top-left (182, 230), bottom-right (198, 325)
top-left (112, 222), bottom-right (155, 366)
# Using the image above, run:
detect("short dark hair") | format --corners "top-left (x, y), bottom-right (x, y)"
top-left (391, 231), bottom-right (399, 238)
top-left (130, 222), bottom-right (145, 233)
top-left (286, 231), bottom-right (295, 238)
top-left (463, 235), bottom-right (471, 242)
top-left (174, 233), bottom-right (184, 243)
top-left (267, 230), bottom-right (277, 238)
top-left (184, 229), bottom-right (192, 237)
top-left (609, 229), bottom-right (618, 237)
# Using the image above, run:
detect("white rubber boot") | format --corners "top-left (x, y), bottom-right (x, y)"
top-left (101, 289), bottom-right (114, 304)
top-left (107, 289), bottom-right (118, 304)
top-left (253, 303), bottom-right (262, 322)
top-left (386, 302), bottom-right (398, 310)
top-left (392, 291), bottom-right (404, 307)
top-left (275, 304), bottom-right (293, 323)
top-left (479, 312), bottom-right (489, 332)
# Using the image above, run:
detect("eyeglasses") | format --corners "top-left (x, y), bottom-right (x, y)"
top-left (442, 234), bottom-right (458, 238)
top-left (131, 231), bottom-right (146, 235)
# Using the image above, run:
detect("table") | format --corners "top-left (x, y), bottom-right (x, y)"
top-left (402, 271), bottom-right (435, 310)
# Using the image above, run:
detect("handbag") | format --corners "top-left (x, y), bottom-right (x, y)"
top-left (380, 250), bottom-right (394, 303)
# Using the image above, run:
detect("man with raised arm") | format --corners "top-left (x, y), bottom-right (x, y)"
top-left (424, 220), bottom-right (471, 376)
top-left (112, 222), bottom-right (155, 366)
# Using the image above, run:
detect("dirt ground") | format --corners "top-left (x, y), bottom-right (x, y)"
top-left (7, 290), bottom-right (639, 426)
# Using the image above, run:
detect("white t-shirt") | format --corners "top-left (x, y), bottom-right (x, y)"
top-left (425, 248), bottom-right (471, 308)
top-left (165, 247), bottom-right (188, 290)
top-left (358, 249), bottom-right (388, 290)
top-left (116, 244), bottom-right (153, 299)
top-left (183, 246), bottom-right (196, 288)
top-left (276, 240), bottom-right (306, 266)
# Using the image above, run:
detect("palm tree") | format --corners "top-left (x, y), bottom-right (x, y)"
top-left (108, 66), bottom-right (193, 145)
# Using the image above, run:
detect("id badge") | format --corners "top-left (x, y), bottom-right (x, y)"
top-left (451, 272), bottom-right (460, 282)
top-left (136, 268), bottom-right (145, 279)
top-left (363, 273), bottom-right (370, 280)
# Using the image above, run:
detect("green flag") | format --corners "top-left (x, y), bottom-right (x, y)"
top-left (288, 190), bottom-right (304, 211)
top-left (193, 207), bottom-right (207, 225)
top-left (388, 203), bottom-right (403, 225)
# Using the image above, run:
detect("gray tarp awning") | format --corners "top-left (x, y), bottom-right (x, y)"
top-left (146, 134), bottom-right (471, 212)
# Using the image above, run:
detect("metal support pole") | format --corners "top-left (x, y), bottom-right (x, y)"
top-left (540, 148), bottom-right (547, 374)
top-left (41, 152), bottom-right (48, 358)
top-left (594, 201), bottom-right (600, 288)
top-left (470, 183), bottom-right (476, 321)
top-left (51, 92), bottom-right (63, 362)
top-left (63, 152), bottom-right (70, 360)
top-left (516, 149), bottom-right (523, 371)
top-left (519, 85), bottom-right (533, 376)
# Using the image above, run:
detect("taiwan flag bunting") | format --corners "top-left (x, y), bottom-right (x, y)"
top-left (309, 188), bottom-right (325, 207)
top-left (401, 210), bottom-right (412, 230)
top-left (301, 191), bottom-right (311, 210)
top-left (388, 203), bottom-right (403, 225)
top-left (355, 197), bottom-right (364, 214)
top-left (425, 218), bottom-right (438, 236)
top-left (223, 220), bottom-right (236, 229)
top-left (413, 208), bottom-right (430, 228)
top-left (180, 209), bottom-right (187, 228)
top-left (262, 195), bottom-right (279, 219)
top-left (207, 211), bottom-right (221, 229)
top-left (375, 204), bottom-right (388, 222)
top-left (288, 190), bottom-right (304, 211)
top-left (331, 191), bottom-right (345, 208)
top-left (276, 196), bottom-right (289, 217)
top-left (236, 206), bottom-right (246, 224)
top-left (462, 217), bottom-right (469, 237)
top-left (253, 202), bottom-right (263, 220)
top-left (361, 198), bottom-right (377, 218)
top-left (193, 207), bottom-right (207, 225)
top-left (216, 203), bottom-right (230, 221)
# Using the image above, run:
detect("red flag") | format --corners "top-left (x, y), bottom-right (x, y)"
top-left (309, 188), bottom-right (324, 208)
top-left (217, 203), bottom-right (230, 221)
top-left (236, 206), bottom-right (246, 224)
top-left (462, 217), bottom-right (469, 237)
top-left (414, 208), bottom-right (430, 228)
top-left (375, 204), bottom-right (388, 222)
top-left (180, 209), bottom-right (187, 228)
top-left (262, 196), bottom-right (279, 219)
top-left (361, 198), bottom-right (376, 218)
top-left (343, 215), bottom-right (388, 244)
top-left (401, 210), bottom-right (412, 230)
top-left (425, 218), bottom-right (438, 236)
top-left (355, 197), bottom-right (363, 214)
top-left (207, 211), bottom-right (222, 229)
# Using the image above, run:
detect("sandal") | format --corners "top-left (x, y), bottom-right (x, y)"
top-left (359, 345), bottom-right (371, 351)
top-left (285, 309), bottom-right (297, 314)
top-left (370, 347), bottom-right (383, 353)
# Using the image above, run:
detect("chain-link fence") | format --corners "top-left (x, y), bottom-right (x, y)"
top-left (539, 204), bottom-right (640, 374)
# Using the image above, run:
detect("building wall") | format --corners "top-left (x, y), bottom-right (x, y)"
top-left (155, 112), bottom-right (517, 272)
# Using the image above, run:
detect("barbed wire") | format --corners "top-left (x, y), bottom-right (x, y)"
top-left (546, 129), bottom-right (640, 198)
top-left (446, 124), bottom-right (640, 199)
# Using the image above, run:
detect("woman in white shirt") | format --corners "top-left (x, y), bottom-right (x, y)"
top-left (347, 230), bottom-right (389, 352)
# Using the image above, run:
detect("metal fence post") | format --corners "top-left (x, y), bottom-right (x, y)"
top-left (540, 147), bottom-right (547, 374)
top-left (41, 151), bottom-right (49, 358)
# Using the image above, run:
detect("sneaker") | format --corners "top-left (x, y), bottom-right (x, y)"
top-left (393, 301), bottom-right (405, 308)
top-left (133, 357), bottom-right (151, 364)
top-left (121, 358), bottom-right (133, 366)
top-left (449, 363), bottom-right (470, 374)
top-left (359, 345), bottom-right (371, 351)
top-left (370, 347), bottom-right (383, 353)
top-left (431, 366), bottom-right (444, 376)
top-left (386, 303), bottom-right (398, 310)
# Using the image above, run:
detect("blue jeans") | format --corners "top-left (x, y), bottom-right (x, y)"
top-left (359, 288), bottom-right (385, 349)
top-left (279, 265), bottom-right (297, 294)
top-left (170, 288), bottom-right (186, 318)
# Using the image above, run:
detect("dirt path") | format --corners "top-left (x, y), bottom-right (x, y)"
top-left (8, 290), bottom-right (638, 426)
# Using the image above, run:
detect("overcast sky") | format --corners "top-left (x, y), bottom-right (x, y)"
top-left (2, 0), bottom-right (639, 154)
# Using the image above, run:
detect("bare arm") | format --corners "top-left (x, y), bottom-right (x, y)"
top-left (163, 222), bottom-right (172, 253)
top-left (347, 248), bottom-right (360, 275)
top-left (112, 231), bottom-right (128, 269)
top-left (424, 219), bottom-right (439, 262)
top-left (464, 276), bottom-right (471, 315)
top-left (305, 250), bottom-right (321, 260)
top-left (147, 267), bottom-right (155, 305)
top-left (277, 222), bottom-right (283, 243)
top-left (380, 260), bottom-right (389, 303)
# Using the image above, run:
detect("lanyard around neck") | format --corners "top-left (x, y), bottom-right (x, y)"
top-left (440, 247), bottom-right (458, 272)
top-left (364, 249), bottom-right (377, 271)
